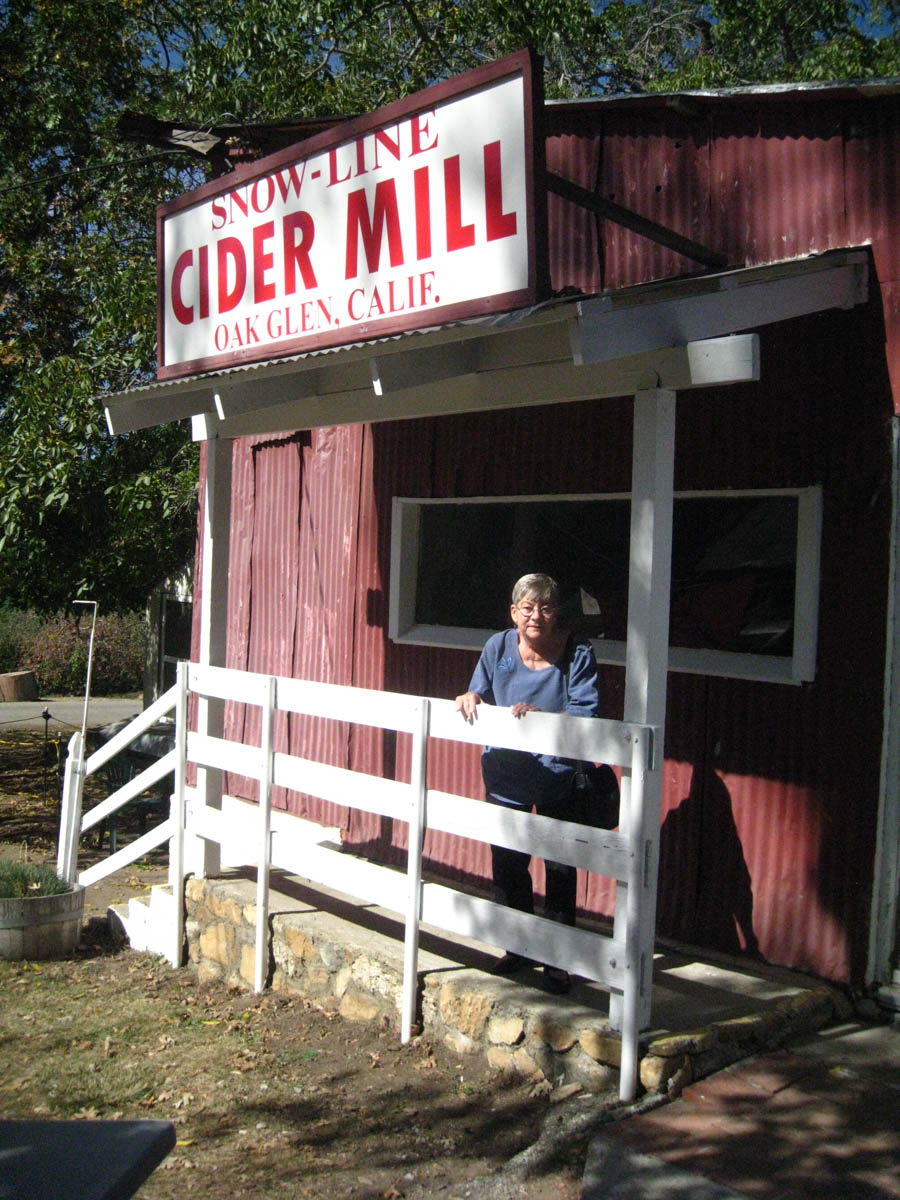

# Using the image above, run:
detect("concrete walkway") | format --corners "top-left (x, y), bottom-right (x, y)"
top-left (586, 1018), bottom-right (900, 1198)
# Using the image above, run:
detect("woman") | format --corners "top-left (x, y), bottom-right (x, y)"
top-left (455, 573), bottom-right (599, 994)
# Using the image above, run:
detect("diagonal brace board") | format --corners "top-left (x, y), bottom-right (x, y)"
top-left (546, 170), bottom-right (728, 269)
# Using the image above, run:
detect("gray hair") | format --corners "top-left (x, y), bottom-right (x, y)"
top-left (511, 573), bottom-right (560, 607)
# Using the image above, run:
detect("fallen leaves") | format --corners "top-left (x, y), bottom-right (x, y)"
top-left (0, 863), bottom-right (564, 1200)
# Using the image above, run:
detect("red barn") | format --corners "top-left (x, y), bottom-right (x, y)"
top-left (107, 63), bottom-right (900, 1000)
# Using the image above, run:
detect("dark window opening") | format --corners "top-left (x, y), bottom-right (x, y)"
top-left (414, 495), bottom-right (799, 658)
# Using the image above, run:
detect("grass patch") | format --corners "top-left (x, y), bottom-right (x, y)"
top-left (0, 940), bottom-right (569, 1200)
top-left (0, 860), bottom-right (70, 898)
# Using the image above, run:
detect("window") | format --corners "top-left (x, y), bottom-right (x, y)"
top-left (160, 596), bottom-right (193, 692)
top-left (390, 489), bottom-right (822, 684)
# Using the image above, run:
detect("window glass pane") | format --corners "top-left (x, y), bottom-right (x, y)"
top-left (414, 505), bottom-right (516, 628)
top-left (413, 495), bottom-right (798, 657)
top-left (670, 496), bottom-right (797, 656)
top-left (162, 598), bottom-right (193, 660)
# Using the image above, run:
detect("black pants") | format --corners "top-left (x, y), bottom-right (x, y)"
top-left (489, 788), bottom-right (579, 927)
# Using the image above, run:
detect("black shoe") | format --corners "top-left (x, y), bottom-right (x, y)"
top-left (491, 952), bottom-right (532, 976)
top-left (542, 965), bottom-right (570, 994)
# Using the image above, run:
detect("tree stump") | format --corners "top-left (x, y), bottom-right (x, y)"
top-left (0, 671), bottom-right (40, 701)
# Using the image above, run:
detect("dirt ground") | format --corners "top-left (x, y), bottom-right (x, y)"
top-left (0, 731), bottom-right (593, 1199)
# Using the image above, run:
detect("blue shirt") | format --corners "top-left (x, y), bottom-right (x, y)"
top-left (468, 628), bottom-right (599, 809)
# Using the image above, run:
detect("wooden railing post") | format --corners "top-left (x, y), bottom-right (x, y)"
top-left (168, 661), bottom-right (189, 968)
top-left (618, 730), bottom-right (652, 1102)
top-left (254, 676), bottom-right (276, 993)
top-left (190, 431), bottom-right (232, 880)
top-left (402, 698), bottom-right (430, 1042)
top-left (611, 387), bottom-right (675, 1038)
top-left (57, 731), bottom-right (84, 887)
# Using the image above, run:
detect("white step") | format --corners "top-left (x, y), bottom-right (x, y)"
top-left (108, 884), bottom-right (176, 957)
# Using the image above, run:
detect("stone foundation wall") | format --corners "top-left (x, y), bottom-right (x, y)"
top-left (184, 875), bottom-right (838, 1097)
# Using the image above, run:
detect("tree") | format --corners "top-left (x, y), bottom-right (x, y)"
top-left (1, 1), bottom-right (896, 614)
top-left (636, 1), bottom-right (900, 90)
top-left (0, 0), bottom-right (201, 613)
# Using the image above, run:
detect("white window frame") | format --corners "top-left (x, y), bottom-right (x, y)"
top-left (389, 487), bottom-right (823, 685)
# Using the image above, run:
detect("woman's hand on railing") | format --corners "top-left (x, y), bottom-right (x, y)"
top-left (510, 702), bottom-right (540, 718)
top-left (454, 691), bottom-right (481, 723)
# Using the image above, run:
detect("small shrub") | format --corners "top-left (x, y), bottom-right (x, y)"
top-left (85, 611), bottom-right (148, 695)
top-left (22, 611), bottom-right (148, 696)
top-left (0, 860), bottom-right (70, 899)
top-left (0, 608), bottom-right (43, 674)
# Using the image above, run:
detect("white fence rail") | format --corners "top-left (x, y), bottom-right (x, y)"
top-left (59, 660), bottom-right (660, 1101)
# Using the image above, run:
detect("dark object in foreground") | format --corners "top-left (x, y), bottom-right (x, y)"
top-left (572, 762), bottom-right (620, 830)
top-left (0, 1119), bottom-right (175, 1199)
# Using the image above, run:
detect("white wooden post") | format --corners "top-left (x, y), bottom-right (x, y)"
top-left (57, 731), bottom-right (84, 887)
top-left (188, 425), bottom-right (232, 879)
top-left (610, 388), bottom-right (675, 1093)
top-left (254, 675), bottom-right (275, 993)
top-left (618, 729), bottom-right (653, 1100)
top-left (168, 661), bottom-right (189, 967)
top-left (402, 698), bottom-right (430, 1042)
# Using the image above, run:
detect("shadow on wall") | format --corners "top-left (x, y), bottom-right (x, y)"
top-left (658, 764), bottom-right (759, 958)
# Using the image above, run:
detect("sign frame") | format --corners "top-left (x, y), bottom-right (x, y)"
top-left (156, 50), bottom-right (547, 381)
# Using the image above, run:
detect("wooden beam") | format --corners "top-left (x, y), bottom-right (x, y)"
top-left (546, 171), bottom-right (728, 269)
top-left (573, 257), bottom-right (866, 366)
top-left (201, 337), bottom-right (757, 439)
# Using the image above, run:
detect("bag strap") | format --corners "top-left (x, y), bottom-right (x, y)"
top-left (560, 633), bottom-right (576, 704)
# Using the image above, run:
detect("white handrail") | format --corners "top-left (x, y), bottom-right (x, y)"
top-left (63, 662), bottom-right (660, 1102)
top-left (80, 750), bottom-right (177, 833)
top-left (84, 684), bottom-right (179, 775)
top-left (58, 687), bottom-right (179, 902)
top-left (181, 664), bottom-right (658, 1101)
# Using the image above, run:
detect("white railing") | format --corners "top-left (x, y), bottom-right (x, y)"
top-left (57, 673), bottom-right (188, 967)
top-left (59, 660), bottom-right (659, 1101)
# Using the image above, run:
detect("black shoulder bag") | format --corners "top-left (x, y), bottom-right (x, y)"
top-left (572, 761), bottom-right (620, 830)
top-left (564, 639), bottom-right (620, 830)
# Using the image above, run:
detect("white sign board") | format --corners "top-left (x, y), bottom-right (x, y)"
top-left (157, 52), bottom-right (543, 379)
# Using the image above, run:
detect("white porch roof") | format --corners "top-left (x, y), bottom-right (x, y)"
top-left (105, 249), bottom-right (868, 439)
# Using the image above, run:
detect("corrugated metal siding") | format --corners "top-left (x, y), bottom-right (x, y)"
top-left (600, 108), bottom-right (713, 287)
top-left (212, 427), bottom-right (365, 826)
top-left (221, 437), bottom-right (255, 800)
top-left (657, 307), bottom-right (890, 981)
top-left (708, 103), bottom-right (847, 267)
top-left (844, 102), bottom-right (900, 403)
top-left (546, 131), bottom-right (603, 294)
top-left (284, 425), bottom-right (363, 828)
top-left (190, 89), bottom-right (897, 984)
top-left (568, 95), bottom-right (898, 306)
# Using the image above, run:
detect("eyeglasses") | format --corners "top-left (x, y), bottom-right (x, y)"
top-left (515, 603), bottom-right (558, 618)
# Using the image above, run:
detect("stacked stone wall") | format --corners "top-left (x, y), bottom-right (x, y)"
top-left (184, 875), bottom-right (839, 1097)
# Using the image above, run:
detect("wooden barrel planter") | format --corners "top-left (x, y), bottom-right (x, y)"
top-left (0, 886), bottom-right (85, 960)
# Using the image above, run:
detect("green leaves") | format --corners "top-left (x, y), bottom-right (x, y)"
top-left (0, 1), bottom-right (201, 613)
top-left (0, 1), bottom-right (895, 613)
